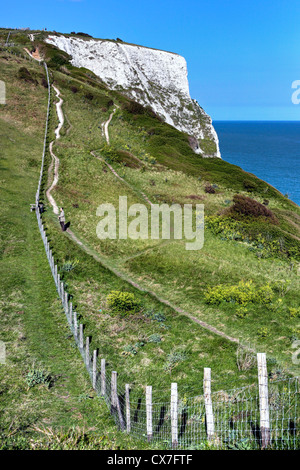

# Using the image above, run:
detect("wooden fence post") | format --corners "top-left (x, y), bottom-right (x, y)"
top-left (57, 274), bottom-right (61, 295)
top-left (85, 337), bottom-right (90, 367)
top-left (92, 350), bottom-right (97, 389)
top-left (110, 371), bottom-right (125, 431)
top-left (64, 292), bottom-right (68, 315)
top-left (79, 324), bottom-right (84, 350)
top-left (60, 281), bottom-right (64, 301)
top-left (69, 302), bottom-right (73, 326)
top-left (125, 384), bottom-right (131, 433)
top-left (54, 265), bottom-right (58, 286)
top-left (203, 368), bottom-right (215, 442)
top-left (146, 385), bottom-right (153, 442)
top-left (101, 359), bottom-right (106, 396)
top-left (73, 311), bottom-right (78, 339)
top-left (111, 371), bottom-right (117, 409)
top-left (257, 353), bottom-right (270, 449)
top-left (171, 382), bottom-right (178, 448)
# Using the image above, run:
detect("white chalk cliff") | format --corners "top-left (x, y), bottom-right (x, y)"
top-left (46, 35), bottom-right (221, 158)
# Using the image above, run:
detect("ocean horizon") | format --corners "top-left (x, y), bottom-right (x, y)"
top-left (214, 121), bottom-right (300, 206)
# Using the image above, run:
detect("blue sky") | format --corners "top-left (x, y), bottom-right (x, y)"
top-left (2, 0), bottom-right (300, 120)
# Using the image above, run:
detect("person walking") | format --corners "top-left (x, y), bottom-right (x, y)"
top-left (58, 207), bottom-right (65, 231)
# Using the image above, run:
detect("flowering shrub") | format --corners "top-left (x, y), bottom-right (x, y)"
top-left (204, 280), bottom-right (274, 307)
top-left (106, 291), bottom-right (140, 315)
top-left (257, 327), bottom-right (270, 338)
top-left (205, 216), bottom-right (290, 259)
top-left (288, 307), bottom-right (300, 319)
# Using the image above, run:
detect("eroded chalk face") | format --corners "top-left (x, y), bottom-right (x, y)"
top-left (0, 80), bottom-right (6, 105)
top-left (45, 35), bottom-right (221, 158)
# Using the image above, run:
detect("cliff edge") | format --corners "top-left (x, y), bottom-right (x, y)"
top-left (46, 35), bottom-right (221, 158)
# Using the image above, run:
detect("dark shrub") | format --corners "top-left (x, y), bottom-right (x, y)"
top-left (47, 50), bottom-right (71, 69)
top-left (17, 67), bottom-right (38, 85)
top-left (14, 34), bottom-right (28, 45)
top-left (70, 85), bottom-right (78, 93)
top-left (77, 32), bottom-right (93, 38)
top-left (41, 77), bottom-right (48, 88)
top-left (122, 100), bottom-right (162, 122)
top-left (204, 184), bottom-right (216, 194)
top-left (85, 92), bottom-right (94, 100)
top-left (123, 100), bottom-right (145, 115)
top-left (230, 194), bottom-right (278, 223)
top-left (243, 179), bottom-right (257, 192)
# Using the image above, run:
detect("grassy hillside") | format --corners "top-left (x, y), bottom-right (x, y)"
top-left (43, 62), bottom-right (299, 378)
top-left (0, 31), bottom-right (299, 448)
top-left (0, 49), bottom-right (152, 450)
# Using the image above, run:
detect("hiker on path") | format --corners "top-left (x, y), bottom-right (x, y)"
top-left (58, 207), bottom-right (65, 231)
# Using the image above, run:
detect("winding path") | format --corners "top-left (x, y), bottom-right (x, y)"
top-left (103, 107), bottom-right (117, 145)
top-left (46, 85), bottom-right (64, 215)
top-left (91, 106), bottom-right (154, 206)
top-left (46, 89), bottom-right (239, 345)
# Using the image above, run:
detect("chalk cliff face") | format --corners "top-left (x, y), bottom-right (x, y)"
top-left (46, 35), bottom-right (221, 158)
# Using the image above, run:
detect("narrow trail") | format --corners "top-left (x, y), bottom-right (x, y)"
top-left (66, 228), bottom-right (239, 344)
top-left (90, 150), bottom-right (154, 207)
top-left (23, 47), bottom-right (42, 62)
top-left (47, 91), bottom-right (239, 345)
top-left (46, 85), bottom-right (64, 215)
top-left (92, 106), bottom-right (154, 207)
top-left (103, 107), bottom-right (117, 145)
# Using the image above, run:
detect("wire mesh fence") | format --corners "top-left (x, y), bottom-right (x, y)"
top-left (30, 57), bottom-right (300, 450)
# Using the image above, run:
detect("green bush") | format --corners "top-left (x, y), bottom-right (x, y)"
top-left (204, 280), bottom-right (274, 307)
top-left (25, 365), bottom-right (52, 390)
top-left (148, 333), bottom-right (162, 343)
top-left (106, 290), bottom-right (140, 315)
top-left (243, 179), bottom-right (257, 192)
top-left (288, 307), bottom-right (300, 319)
top-left (99, 143), bottom-right (120, 161)
top-left (164, 348), bottom-right (188, 372)
top-left (61, 259), bottom-right (79, 272)
top-left (205, 215), bottom-right (299, 260)
top-left (257, 327), bottom-right (270, 338)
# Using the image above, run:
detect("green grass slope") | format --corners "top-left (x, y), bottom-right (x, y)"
top-left (0, 50), bottom-right (151, 450)
top-left (39, 57), bottom-right (299, 379)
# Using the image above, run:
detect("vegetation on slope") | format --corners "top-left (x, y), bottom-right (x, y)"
top-left (0, 49), bottom-right (151, 450)
top-left (1, 30), bottom-right (299, 448)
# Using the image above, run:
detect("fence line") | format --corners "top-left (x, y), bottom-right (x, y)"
top-left (28, 58), bottom-right (300, 450)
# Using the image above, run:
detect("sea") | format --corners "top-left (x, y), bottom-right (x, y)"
top-left (213, 121), bottom-right (300, 206)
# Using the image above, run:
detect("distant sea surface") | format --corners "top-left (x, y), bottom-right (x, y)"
top-left (213, 121), bottom-right (300, 206)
